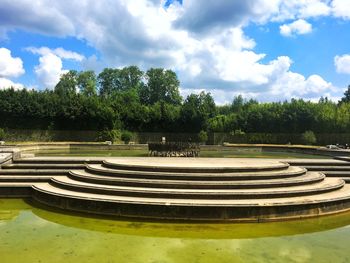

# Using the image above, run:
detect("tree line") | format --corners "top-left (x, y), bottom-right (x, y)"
top-left (0, 66), bottom-right (350, 137)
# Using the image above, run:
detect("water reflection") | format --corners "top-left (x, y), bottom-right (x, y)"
top-left (1, 198), bottom-right (349, 239)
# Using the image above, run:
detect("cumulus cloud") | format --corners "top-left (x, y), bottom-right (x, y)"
top-left (34, 53), bottom-right (66, 89)
top-left (26, 47), bottom-right (85, 61)
top-left (173, 0), bottom-right (279, 34)
top-left (280, 19), bottom-right (312, 37)
top-left (0, 47), bottom-right (25, 78)
top-left (0, 0), bottom-right (75, 36)
top-left (0, 0), bottom-right (343, 101)
top-left (335, 54), bottom-right (350, 74)
top-left (0, 77), bottom-right (24, 90)
top-left (331, 0), bottom-right (350, 19)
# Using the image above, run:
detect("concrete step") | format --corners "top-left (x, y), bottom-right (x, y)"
top-left (69, 170), bottom-right (325, 189)
top-left (288, 160), bottom-right (350, 166)
top-left (303, 166), bottom-right (350, 171)
top-left (2, 163), bottom-right (86, 169)
top-left (334, 156), bottom-right (350, 162)
top-left (31, 183), bottom-right (350, 221)
top-left (14, 157), bottom-right (102, 164)
top-left (0, 175), bottom-right (54, 182)
top-left (102, 158), bottom-right (290, 173)
top-left (86, 164), bottom-right (306, 181)
top-left (0, 169), bottom-right (68, 175)
top-left (50, 176), bottom-right (344, 199)
top-left (0, 183), bottom-right (33, 197)
top-left (1, 163), bottom-right (85, 170)
top-left (322, 171), bottom-right (350, 177)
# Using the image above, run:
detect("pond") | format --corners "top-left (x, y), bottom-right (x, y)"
top-left (1, 198), bottom-right (350, 263)
top-left (28, 148), bottom-right (329, 159)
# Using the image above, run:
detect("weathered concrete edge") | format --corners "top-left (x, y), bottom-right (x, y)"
top-left (30, 185), bottom-right (350, 222)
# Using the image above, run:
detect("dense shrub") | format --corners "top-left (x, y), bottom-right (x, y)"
top-left (121, 130), bottom-right (133, 144)
top-left (96, 129), bottom-right (121, 143)
top-left (302, 131), bottom-right (317, 145)
top-left (198, 130), bottom-right (208, 144)
top-left (0, 128), bottom-right (5, 140)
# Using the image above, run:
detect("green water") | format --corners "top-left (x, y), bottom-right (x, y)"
top-left (31, 148), bottom-right (329, 159)
top-left (1, 199), bottom-right (350, 262)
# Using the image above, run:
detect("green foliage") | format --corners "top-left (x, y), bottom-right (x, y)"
top-left (0, 128), bottom-right (6, 140)
top-left (1, 69), bottom-right (350, 144)
top-left (302, 130), bottom-right (317, 145)
top-left (78, 71), bottom-right (97, 96)
top-left (181, 91), bottom-right (216, 132)
top-left (142, 68), bottom-right (182, 105)
top-left (97, 129), bottom-right (121, 142)
top-left (54, 70), bottom-right (78, 96)
top-left (121, 130), bottom-right (133, 144)
top-left (198, 130), bottom-right (208, 143)
top-left (340, 85), bottom-right (350, 104)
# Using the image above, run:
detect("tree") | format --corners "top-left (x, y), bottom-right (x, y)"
top-left (98, 68), bottom-right (120, 98)
top-left (180, 92), bottom-right (216, 132)
top-left (54, 70), bottom-right (78, 96)
top-left (340, 85), bottom-right (350, 104)
top-left (142, 68), bottom-right (182, 105)
top-left (119, 66), bottom-right (144, 91)
top-left (78, 71), bottom-right (97, 96)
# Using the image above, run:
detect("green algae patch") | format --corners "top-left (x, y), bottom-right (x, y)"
top-left (1, 198), bottom-right (350, 262)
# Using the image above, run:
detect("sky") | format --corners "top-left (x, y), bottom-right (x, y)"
top-left (0, 0), bottom-right (350, 104)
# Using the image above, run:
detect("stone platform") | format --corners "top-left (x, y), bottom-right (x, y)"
top-left (2, 156), bottom-right (350, 221)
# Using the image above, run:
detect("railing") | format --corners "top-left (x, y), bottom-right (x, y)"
top-left (148, 142), bottom-right (200, 157)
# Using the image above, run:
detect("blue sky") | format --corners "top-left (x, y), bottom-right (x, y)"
top-left (0, 0), bottom-right (349, 103)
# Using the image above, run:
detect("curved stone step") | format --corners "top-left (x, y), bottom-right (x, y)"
top-left (31, 183), bottom-right (350, 221)
top-left (86, 164), bottom-right (304, 181)
top-left (69, 170), bottom-right (325, 189)
top-left (102, 158), bottom-right (289, 173)
top-left (50, 176), bottom-right (344, 199)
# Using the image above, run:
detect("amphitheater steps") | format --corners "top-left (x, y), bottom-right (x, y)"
top-left (32, 182), bottom-right (350, 221)
top-left (32, 182), bottom-right (350, 206)
top-left (3, 157), bottom-right (350, 221)
top-left (288, 159), bottom-right (350, 182)
top-left (102, 159), bottom-right (290, 173)
top-left (50, 175), bottom-right (343, 199)
top-left (69, 169), bottom-right (324, 189)
top-left (85, 164), bottom-right (306, 181)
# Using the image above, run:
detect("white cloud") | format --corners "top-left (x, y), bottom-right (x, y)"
top-left (280, 19), bottom-right (312, 37)
top-left (27, 47), bottom-right (84, 88)
top-left (331, 0), bottom-right (350, 19)
top-left (0, 0), bottom-right (343, 102)
top-left (34, 53), bottom-right (66, 89)
top-left (0, 77), bottom-right (24, 90)
top-left (0, 47), bottom-right (25, 78)
top-left (299, 0), bottom-right (330, 18)
top-left (26, 47), bottom-right (84, 61)
top-left (335, 54), bottom-right (350, 74)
